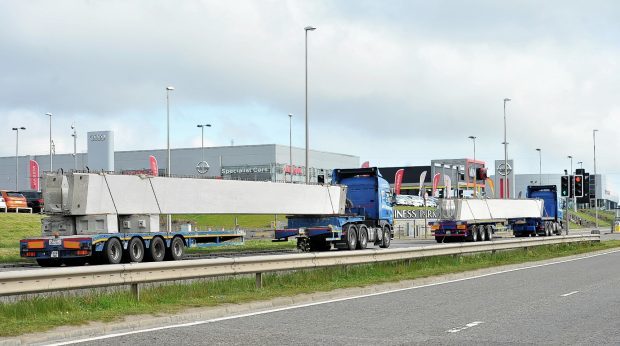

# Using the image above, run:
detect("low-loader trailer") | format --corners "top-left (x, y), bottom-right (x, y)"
top-left (20, 171), bottom-right (346, 266)
top-left (431, 189), bottom-right (561, 242)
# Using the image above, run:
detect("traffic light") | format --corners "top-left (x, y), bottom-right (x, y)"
top-left (561, 175), bottom-right (569, 197)
top-left (574, 175), bottom-right (584, 197)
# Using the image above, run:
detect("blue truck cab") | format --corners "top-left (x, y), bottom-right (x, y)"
top-left (518, 185), bottom-right (562, 236)
top-left (275, 167), bottom-right (394, 251)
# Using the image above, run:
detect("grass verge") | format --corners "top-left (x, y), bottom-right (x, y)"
top-left (187, 239), bottom-right (296, 254)
top-left (1, 240), bottom-right (619, 337)
top-left (0, 214), bottom-right (42, 263)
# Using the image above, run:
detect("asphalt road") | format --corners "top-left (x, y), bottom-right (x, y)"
top-left (72, 248), bottom-right (620, 345)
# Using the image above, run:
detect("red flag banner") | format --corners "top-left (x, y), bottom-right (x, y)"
top-left (149, 155), bottom-right (158, 176)
top-left (394, 169), bottom-right (405, 195)
top-left (361, 161), bottom-right (370, 168)
top-left (432, 173), bottom-right (441, 197)
top-left (29, 160), bottom-right (39, 191)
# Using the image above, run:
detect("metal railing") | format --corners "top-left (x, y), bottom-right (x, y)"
top-left (0, 235), bottom-right (598, 299)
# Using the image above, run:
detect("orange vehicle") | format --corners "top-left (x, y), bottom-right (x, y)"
top-left (0, 191), bottom-right (28, 210)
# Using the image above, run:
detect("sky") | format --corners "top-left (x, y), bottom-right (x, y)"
top-left (1, 1), bottom-right (619, 190)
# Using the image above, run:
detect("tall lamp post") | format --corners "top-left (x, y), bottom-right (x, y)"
top-left (468, 136), bottom-right (477, 197)
top-left (577, 161), bottom-right (583, 169)
top-left (71, 123), bottom-right (77, 170)
top-left (165, 86), bottom-right (174, 232)
top-left (593, 129), bottom-right (599, 228)
top-left (12, 127), bottom-right (26, 190)
top-left (196, 124), bottom-right (212, 162)
top-left (535, 148), bottom-right (542, 185)
top-left (45, 113), bottom-right (53, 172)
top-left (503, 98), bottom-right (511, 199)
top-left (304, 25), bottom-right (316, 184)
top-left (288, 113), bottom-right (293, 183)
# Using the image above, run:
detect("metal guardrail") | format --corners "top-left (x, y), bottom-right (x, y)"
top-left (0, 235), bottom-right (599, 298)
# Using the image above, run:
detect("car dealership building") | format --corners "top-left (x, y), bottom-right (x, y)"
top-left (0, 130), bottom-right (360, 191)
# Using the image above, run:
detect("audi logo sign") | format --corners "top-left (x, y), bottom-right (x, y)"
top-left (89, 134), bottom-right (107, 141)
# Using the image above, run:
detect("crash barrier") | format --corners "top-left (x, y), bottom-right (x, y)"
top-left (0, 234), bottom-right (599, 299)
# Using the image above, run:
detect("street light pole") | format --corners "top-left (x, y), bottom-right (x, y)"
top-left (12, 127), bottom-right (26, 190)
top-left (593, 129), bottom-right (599, 228)
top-left (468, 136), bottom-right (476, 197)
top-left (304, 25), bottom-right (316, 184)
top-left (577, 161), bottom-right (583, 169)
top-left (288, 113), bottom-right (293, 183)
top-left (503, 98), bottom-right (511, 199)
top-left (45, 113), bottom-right (52, 172)
top-left (196, 124), bottom-right (212, 162)
top-left (166, 86), bottom-right (174, 232)
top-left (536, 148), bottom-right (541, 185)
top-left (71, 123), bottom-right (77, 170)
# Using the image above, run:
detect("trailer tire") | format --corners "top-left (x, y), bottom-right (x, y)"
top-left (357, 225), bottom-right (368, 250)
top-left (380, 225), bottom-right (391, 248)
top-left (485, 225), bottom-right (493, 241)
top-left (126, 237), bottom-right (145, 263)
top-left (166, 237), bottom-right (185, 261)
top-left (468, 227), bottom-right (478, 242)
top-left (345, 224), bottom-right (357, 250)
top-left (435, 236), bottom-right (444, 243)
top-left (148, 237), bottom-right (166, 262)
top-left (36, 258), bottom-right (61, 267)
top-left (477, 225), bottom-right (485, 242)
top-left (103, 238), bottom-right (123, 264)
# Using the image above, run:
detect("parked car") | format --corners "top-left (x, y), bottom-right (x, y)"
top-left (20, 191), bottom-right (44, 213)
top-left (0, 196), bottom-right (6, 211)
top-left (0, 191), bottom-right (28, 211)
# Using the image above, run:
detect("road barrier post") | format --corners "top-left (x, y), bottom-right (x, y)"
top-left (131, 283), bottom-right (140, 301)
top-left (256, 272), bottom-right (263, 289)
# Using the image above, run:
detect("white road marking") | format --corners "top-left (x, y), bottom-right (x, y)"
top-left (447, 321), bottom-right (484, 333)
top-left (48, 248), bottom-right (620, 346)
top-left (561, 290), bottom-right (580, 297)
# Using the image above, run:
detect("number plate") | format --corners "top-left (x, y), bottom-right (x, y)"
top-left (51, 251), bottom-right (59, 258)
top-left (49, 239), bottom-right (62, 246)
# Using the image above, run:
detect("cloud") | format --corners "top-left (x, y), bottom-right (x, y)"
top-left (0, 0), bottom-right (619, 190)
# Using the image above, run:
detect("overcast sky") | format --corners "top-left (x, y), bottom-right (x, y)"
top-left (1, 1), bottom-right (619, 189)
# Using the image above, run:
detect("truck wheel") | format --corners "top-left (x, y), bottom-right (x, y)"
top-left (477, 225), bottom-right (485, 242)
top-left (36, 258), bottom-right (61, 267)
top-left (380, 225), bottom-right (391, 248)
top-left (345, 224), bottom-right (357, 250)
top-left (485, 225), bottom-right (493, 241)
top-left (357, 225), bottom-right (368, 249)
top-left (127, 237), bottom-right (145, 263)
top-left (468, 227), bottom-right (477, 242)
top-left (435, 236), bottom-right (444, 243)
top-left (147, 237), bottom-right (166, 262)
top-left (103, 238), bottom-right (123, 264)
top-left (166, 237), bottom-right (185, 260)
top-left (297, 238), bottom-right (311, 252)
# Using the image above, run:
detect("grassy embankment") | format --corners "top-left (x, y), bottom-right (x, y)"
top-left (0, 214), bottom-right (42, 263)
top-left (1, 240), bottom-right (619, 337)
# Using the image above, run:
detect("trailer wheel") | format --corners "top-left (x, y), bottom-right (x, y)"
top-left (435, 236), bottom-right (445, 243)
top-left (126, 237), bottom-right (145, 263)
top-left (345, 224), bottom-right (358, 250)
top-left (36, 258), bottom-right (61, 267)
top-left (357, 225), bottom-right (368, 249)
top-left (477, 225), bottom-right (485, 242)
top-left (380, 225), bottom-right (391, 248)
top-left (148, 237), bottom-right (166, 262)
top-left (485, 225), bottom-right (493, 241)
top-left (166, 236), bottom-right (185, 261)
top-left (103, 238), bottom-right (123, 264)
top-left (468, 227), bottom-right (477, 242)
